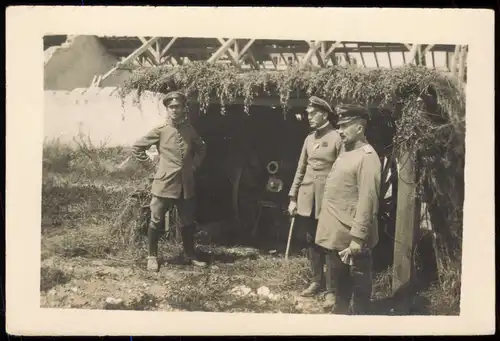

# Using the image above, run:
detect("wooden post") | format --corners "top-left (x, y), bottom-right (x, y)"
top-left (406, 44), bottom-right (420, 65)
top-left (458, 45), bottom-right (467, 83)
top-left (392, 147), bottom-right (421, 308)
top-left (450, 45), bottom-right (461, 78)
top-left (359, 51), bottom-right (366, 67)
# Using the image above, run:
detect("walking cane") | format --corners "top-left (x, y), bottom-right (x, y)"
top-left (284, 216), bottom-right (295, 261)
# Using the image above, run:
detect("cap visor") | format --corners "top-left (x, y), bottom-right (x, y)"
top-left (337, 117), bottom-right (358, 125)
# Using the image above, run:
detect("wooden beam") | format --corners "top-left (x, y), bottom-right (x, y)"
top-left (239, 39), bottom-right (256, 59)
top-left (372, 45), bottom-right (380, 68)
top-left (216, 38), bottom-right (241, 67)
top-left (359, 51), bottom-right (366, 67)
top-left (404, 43), bottom-right (412, 51)
top-left (269, 53), bottom-right (278, 69)
top-left (386, 44), bottom-right (392, 68)
top-left (300, 40), bottom-right (322, 69)
top-left (97, 36), bottom-right (160, 86)
top-left (325, 41), bottom-right (342, 59)
top-left (155, 41), bottom-right (161, 62)
top-left (246, 51), bottom-right (260, 70)
top-left (280, 53), bottom-right (289, 67)
top-left (315, 50), bottom-right (326, 67)
top-left (431, 50), bottom-right (436, 69)
top-left (330, 54), bottom-right (337, 66)
top-left (406, 44), bottom-right (420, 65)
top-left (392, 147), bottom-right (421, 313)
top-left (420, 45), bottom-right (427, 66)
top-left (423, 44), bottom-right (435, 54)
top-left (320, 41), bottom-right (327, 60)
top-left (207, 38), bottom-right (237, 63)
top-left (234, 40), bottom-right (239, 57)
top-left (343, 43), bottom-right (351, 65)
top-left (108, 45), bottom-right (445, 57)
top-left (160, 37), bottom-right (178, 58)
top-left (450, 45), bottom-right (461, 77)
top-left (458, 45), bottom-right (467, 83)
top-left (138, 37), bottom-right (160, 64)
top-left (402, 51), bottom-right (406, 64)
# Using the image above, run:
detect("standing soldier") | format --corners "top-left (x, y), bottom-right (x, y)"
top-left (288, 96), bottom-right (343, 298)
top-left (132, 91), bottom-right (207, 271)
top-left (315, 104), bottom-right (381, 314)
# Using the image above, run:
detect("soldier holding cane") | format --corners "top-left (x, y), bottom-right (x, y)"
top-left (315, 104), bottom-right (381, 314)
top-left (288, 96), bottom-right (343, 298)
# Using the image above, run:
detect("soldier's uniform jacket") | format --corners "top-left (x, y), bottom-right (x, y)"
top-left (315, 142), bottom-right (382, 251)
top-left (132, 121), bottom-right (207, 199)
top-left (289, 122), bottom-right (343, 218)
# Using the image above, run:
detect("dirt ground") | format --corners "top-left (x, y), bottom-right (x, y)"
top-left (40, 235), bottom-right (335, 314)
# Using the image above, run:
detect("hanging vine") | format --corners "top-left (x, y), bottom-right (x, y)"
top-left (118, 61), bottom-right (466, 250)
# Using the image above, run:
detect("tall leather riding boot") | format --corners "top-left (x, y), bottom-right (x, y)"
top-left (147, 226), bottom-right (160, 271)
top-left (181, 224), bottom-right (207, 267)
top-left (309, 244), bottom-right (325, 284)
top-left (326, 250), bottom-right (352, 314)
top-left (181, 224), bottom-right (196, 259)
top-left (148, 227), bottom-right (159, 257)
top-left (300, 217), bottom-right (324, 297)
top-left (350, 251), bottom-right (373, 315)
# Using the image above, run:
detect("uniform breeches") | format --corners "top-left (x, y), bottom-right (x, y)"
top-left (148, 195), bottom-right (197, 258)
top-left (297, 215), bottom-right (325, 285)
top-left (325, 249), bottom-right (373, 314)
top-left (149, 195), bottom-right (196, 229)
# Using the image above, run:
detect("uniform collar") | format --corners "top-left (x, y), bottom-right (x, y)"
top-left (314, 121), bottom-right (331, 137)
top-left (316, 121), bottom-right (330, 131)
top-left (167, 117), bottom-right (189, 128)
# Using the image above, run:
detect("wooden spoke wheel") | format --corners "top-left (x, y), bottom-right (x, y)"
top-left (378, 153), bottom-right (398, 235)
top-left (373, 152), bottom-right (399, 271)
top-left (231, 158), bottom-right (265, 235)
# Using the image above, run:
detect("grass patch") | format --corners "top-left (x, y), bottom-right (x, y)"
top-left (40, 266), bottom-right (70, 292)
top-left (422, 258), bottom-right (461, 315)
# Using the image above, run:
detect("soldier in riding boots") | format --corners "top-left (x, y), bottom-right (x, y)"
top-left (132, 91), bottom-right (207, 271)
top-left (288, 96), bottom-right (343, 298)
top-left (315, 104), bottom-right (382, 314)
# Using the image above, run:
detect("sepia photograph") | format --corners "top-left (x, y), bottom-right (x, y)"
top-left (6, 6), bottom-right (495, 336)
top-left (41, 34), bottom-right (466, 315)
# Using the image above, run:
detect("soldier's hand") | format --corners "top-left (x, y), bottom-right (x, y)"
top-left (348, 237), bottom-right (364, 254)
top-left (288, 200), bottom-right (297, 216)
top-left (338, 248), bottom-right (353, 265)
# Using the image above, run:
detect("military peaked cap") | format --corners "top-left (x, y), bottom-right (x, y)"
top-left (308, 96), bottom-right (333, 114)
top-left (162, 91), bottom-right (187, 107)
top-left (336, 104), bottom-right (370, 124)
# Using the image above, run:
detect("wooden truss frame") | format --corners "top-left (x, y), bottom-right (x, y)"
top-left (90, 38), bottom-right (467, 87)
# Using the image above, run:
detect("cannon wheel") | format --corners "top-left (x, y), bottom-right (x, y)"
top-left (231, 160), bottom-right (264, 234)
top-left (379, 153), bottom-right (398, 233)
top-left (373, 151), bottom-right (399, 271)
